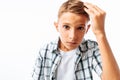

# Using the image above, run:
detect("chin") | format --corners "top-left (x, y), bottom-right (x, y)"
top-left (68, 46), bottom-right (77, 50)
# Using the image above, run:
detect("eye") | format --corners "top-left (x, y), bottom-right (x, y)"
top-left (63, 25), bottom-right (70, 30)
top-left (78, 26), bottom-right (85, 31)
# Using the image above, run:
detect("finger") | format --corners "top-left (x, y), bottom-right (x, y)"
top-left (84, 2), bottom-right (101, 14)
top-left (84, 5), bottom-right (95, 17)
top-left (85, 2), bottom-right (105, 14)
top-left (84, 2), bottom-right (106, 18)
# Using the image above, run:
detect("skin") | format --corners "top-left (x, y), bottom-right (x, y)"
top-left (84, 2), bottom-right (120, 80)
top-left (54, 12), bottom-right (90, 52)
top-left (54, 2), bottom-right (120, 80)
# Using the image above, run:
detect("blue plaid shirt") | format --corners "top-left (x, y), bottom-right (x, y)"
top-left (32, 37), bottom-right (102, 80)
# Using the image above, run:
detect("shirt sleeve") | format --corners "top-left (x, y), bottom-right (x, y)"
top-left (32, 51), bottom-right (44, 80)
top-left (92, 46), bottom-right (103, 77)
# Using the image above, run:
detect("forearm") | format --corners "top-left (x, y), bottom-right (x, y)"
top-left (84, 2), bottom-right (120, 79)
top-left (96, 34), bottom-right (120, 80)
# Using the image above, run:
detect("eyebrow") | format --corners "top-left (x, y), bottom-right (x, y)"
top-left (61, 23), bottom-right (86, 28)
top-left (62, 22), bottom-right (86, 26)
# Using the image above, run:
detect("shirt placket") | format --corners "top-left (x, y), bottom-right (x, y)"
top-left (74, 54), bottom-right (82, 80)
top-left (50, 54), bottom-right (62, 80)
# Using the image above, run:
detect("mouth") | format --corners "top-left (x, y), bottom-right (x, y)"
top-left (67, 42), bottom-right (78, 45)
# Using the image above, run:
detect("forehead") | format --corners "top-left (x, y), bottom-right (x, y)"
top-left (58, 12), bottom-right (88, 25)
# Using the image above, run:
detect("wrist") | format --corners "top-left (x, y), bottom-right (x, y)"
top-left (95, 32), bottom-right (106, 40)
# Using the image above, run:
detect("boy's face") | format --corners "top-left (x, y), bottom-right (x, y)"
top-left (54, 12), bottom-right (90, 51)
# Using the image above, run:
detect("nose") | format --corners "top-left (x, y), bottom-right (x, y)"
top-left (69, 29), bottom-right (76, 40)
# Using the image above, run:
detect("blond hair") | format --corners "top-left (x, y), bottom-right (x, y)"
top-left (58, 0), bottom-right (89, 20)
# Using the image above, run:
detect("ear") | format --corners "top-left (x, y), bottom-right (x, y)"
top-left (54, 21), bottom-right (59, 32)
top-left (85, 24), bottom-right (91, 33)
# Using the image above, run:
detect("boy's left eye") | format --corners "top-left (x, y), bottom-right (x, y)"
top-left (78, 26), bottom-right (85, 31)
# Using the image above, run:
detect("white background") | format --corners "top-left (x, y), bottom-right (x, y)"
top-left (0, 0), bottom-right (120, 80)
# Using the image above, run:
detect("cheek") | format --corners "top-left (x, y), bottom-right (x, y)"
top-left (58, 27), bottom-right (66, 35)
top-left (76, 32), bottom-right (85, 39)
top-left (60, 31), bottom-right (68, 37)
top-left (59, 30), bottom-right (68, 39)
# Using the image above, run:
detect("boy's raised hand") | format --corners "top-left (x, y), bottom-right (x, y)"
top-left (84, 2), bottom-right (106, 36)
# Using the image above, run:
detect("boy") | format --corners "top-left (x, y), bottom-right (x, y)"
top-left (32, 0), bottom-right (120, 80)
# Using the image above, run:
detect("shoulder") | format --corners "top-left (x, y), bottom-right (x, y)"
top-left (80, 39), bottom-right (98, 52)
top-left (85, 39), bottom-right (98, 48)
top-left (79, 39), bottom-right (101, 60)
top-left (40, 38), bottom-right (58, 50)
top-left (38, 38), bottom-right (59, 58)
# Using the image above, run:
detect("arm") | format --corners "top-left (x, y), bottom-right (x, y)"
top-left (84, 2), bottom-right (120, 80)
top-left (32, 51), bottom-right (44, 80)
top-left (96, 31), bottom-right (120, 80)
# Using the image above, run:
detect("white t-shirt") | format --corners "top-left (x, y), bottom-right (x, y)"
top-left (57, 48), bottom-right (78, 80)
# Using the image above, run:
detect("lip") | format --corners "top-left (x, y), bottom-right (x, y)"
top-left (67, 42), bottom-right (77, 45)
